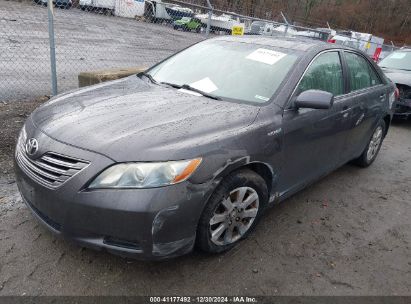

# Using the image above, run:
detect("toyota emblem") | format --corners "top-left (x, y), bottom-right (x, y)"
top-left (25, 138), bottom-right (39, 156)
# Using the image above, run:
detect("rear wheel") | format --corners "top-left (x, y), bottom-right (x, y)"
top-left (196, 169), bottom-right (268, 254)
top-left (353, 120), bottom-right (386, 167)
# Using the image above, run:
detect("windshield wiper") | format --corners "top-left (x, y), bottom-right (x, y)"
top-left (160, 82), bottom-right (221, 100)
top-left (161, 82), bottom-right (182, 89)
top-left (137, 72), bottom-right (158, 84)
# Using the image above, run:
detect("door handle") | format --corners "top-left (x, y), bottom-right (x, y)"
top-left (340, 106), bottom-right (350, 118)
top-left (379, 94), bottom-right (386, 101)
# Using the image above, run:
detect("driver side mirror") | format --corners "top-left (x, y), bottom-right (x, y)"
top-left (294, 90), bottom-right (334, 110)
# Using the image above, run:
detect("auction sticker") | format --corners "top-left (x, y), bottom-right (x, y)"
top-left (189, 77), bottom-right (218, 93)
top-left (246, 48), bottom-right (286, 65)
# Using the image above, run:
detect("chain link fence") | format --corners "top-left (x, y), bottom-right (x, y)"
top-left (0, 0), bottom-right (406, 102)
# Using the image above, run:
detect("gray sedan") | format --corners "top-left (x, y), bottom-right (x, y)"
top-left (14, 36), bottom-right (395, 259)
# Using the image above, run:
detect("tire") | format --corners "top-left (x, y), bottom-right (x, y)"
top-left (353, 119), bottom-right (386, 167)
top-left (196, 169), bottom-right (268, 254)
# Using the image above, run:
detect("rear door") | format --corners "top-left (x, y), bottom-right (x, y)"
top-left (279, 50), bottom-right (350, 196)
top-left (339, 51), bottom-right (387, 161)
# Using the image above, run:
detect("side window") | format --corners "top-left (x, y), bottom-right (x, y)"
top-left (344, 52), bottom-right (382, 91)
top-left (297, 52), bottom-right (344, 96)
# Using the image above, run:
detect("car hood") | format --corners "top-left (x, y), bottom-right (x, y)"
top-left (31, 76), bottom-right (260, 161)
top-left (381, 68), bottom-right (411, 86)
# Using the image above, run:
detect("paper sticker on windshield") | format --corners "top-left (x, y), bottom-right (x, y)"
top-left (390, 52), bottom-right (406, 59)
top-left (255, 95), bottom-right (269, 102)
top-left (189, 77), bottom-right (218, 93)
top-left (246, 48), bottom-right (287, 65)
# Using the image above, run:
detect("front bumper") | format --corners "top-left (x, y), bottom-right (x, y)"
top-left (14, 127), bottom-right (214, 260)
top-left (393, 99), bottom-right (411, 118)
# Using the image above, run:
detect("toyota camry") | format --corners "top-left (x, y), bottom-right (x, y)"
top-left (15, 36), bottom-right (395, 259)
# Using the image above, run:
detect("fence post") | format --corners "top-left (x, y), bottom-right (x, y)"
top-left (280, 12), bottom-right (289, 36)
top-left (205, 0), bottom-right (212, 37)
top-left (47, 0), bottom-right (58, 96)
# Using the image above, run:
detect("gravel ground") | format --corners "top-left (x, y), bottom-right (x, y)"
top-left (0, 0), bottom-right (204, 101)
top-left (0, 99), bottom-right (410, 296)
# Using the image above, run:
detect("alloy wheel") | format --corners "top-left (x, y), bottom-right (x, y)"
top-left (366, 126), bottom-right (383, 162)
top-left (209, 187), bottom-right (259, 246)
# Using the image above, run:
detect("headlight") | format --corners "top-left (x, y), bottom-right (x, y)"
top-left (389, 91), bottom-right (396, 109)
top-left (88, 158), bottom-right (202, 189)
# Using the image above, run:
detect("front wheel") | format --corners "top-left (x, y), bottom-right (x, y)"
top-left (196, 169), bottom-right (268, 254)
top-left (353, 120), bottom-right (386, 167)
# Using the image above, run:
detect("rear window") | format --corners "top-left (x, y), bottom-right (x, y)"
top-left (345, 52), bottom-right (382, 91)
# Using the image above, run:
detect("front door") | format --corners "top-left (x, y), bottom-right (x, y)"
top-left (278, 51), bottom-right (349, 196)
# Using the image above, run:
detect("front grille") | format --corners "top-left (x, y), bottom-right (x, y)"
top-left (16, 134), bottom-right (89, 189)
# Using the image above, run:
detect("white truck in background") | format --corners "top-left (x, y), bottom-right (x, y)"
top-left (329, 31), bottom-right (385, 60)
top-left (79, 0), bottom-right (116, 14)
top-left (79, 0), bottom-right (145, 17)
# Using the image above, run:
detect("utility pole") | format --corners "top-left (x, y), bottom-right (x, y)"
top-left (47, 0), bottom-right (57, 96)
top-left (205, 0), bottom-right (213, 37)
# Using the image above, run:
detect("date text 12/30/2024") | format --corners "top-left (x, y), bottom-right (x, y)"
top-left (149, 297), bottom-right (258, 303)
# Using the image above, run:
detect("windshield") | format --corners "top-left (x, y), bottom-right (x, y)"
top-left (379, 51), bottom-right (411, 71)
top-left (147, 40), bottom-right (300, 104)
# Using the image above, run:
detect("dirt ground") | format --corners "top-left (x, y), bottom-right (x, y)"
top-left (0, 100), bottom-right (410, 296)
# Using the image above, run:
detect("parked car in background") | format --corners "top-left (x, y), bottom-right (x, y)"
top-left (247, 21), bottom-right (278, 36)
top-left (144, 1), bottom-right (194, 22)
top-left (196, 13), bottom-right (245, 34)
top-left (165, 4), bottom-right (194, 21)
top-left (173, 17), bottom-right (202, 33)
top-left (379, 49), bottom-right (411, 118)
top-left (247, 21), bottom-right (266, 35)
top-left (15, 37), bottom-right (394, 260)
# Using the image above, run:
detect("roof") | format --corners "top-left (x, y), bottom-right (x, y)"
top-left (213, 35), bottom-right (327, 51)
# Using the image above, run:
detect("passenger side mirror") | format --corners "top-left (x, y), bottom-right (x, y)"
top-left (294, 90), bottom-right (334, 110)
